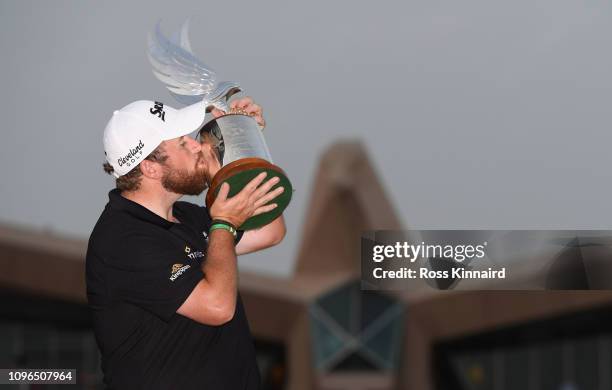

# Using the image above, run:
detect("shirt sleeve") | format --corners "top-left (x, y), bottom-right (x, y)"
top-left (235, 229), bottom-right (244, 244)
top-left (103, 233), bottom-right (204, 322)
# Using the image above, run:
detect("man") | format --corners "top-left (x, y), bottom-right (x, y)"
top-left (86, 97), bottom-right (285, 389)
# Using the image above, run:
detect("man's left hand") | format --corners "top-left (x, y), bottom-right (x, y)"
top-left (211, 97), bottom-right (265, 128)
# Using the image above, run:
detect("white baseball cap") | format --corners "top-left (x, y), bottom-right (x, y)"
top-left (103, 100), bottom-right (207, 177)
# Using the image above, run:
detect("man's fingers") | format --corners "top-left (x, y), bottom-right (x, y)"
top-left (241, 172), bottom-right (268, 195)
top-left (254, 186), bottom-right (285, 208)
top-left (230, 97), bottom-right (253, 110)
top-left (216, 182), bottom-right (230, 202)
top-left (244, 104), bottom-right (264, 126)
top-left (252, 203), bottom-right (278, 216)
top-left (244, 104), bottom-right (262, 115)
top-left (229, 97), bottom-right (264, 126)
top-left (252, 176), bottom-right (280, 199)
top-left (211, 108), bottom-right (226, 118)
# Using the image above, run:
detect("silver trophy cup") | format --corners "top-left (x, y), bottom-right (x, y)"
top-left (148, 21), bottom-right (292, 230)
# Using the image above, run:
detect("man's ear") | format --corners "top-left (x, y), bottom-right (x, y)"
top-left (139, 159), bottom-right (163, 180)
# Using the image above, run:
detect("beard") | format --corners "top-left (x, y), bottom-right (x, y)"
top-left (161, 155), bottom-right (211, 196)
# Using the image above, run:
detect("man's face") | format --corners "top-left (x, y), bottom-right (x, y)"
top-left (158, 135), bottom-right (211, 196)
top-left (199, 131), bottom-right (223, 177)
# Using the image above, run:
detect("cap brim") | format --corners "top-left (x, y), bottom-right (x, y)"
top-left (163, 100), bottom-right (209, 140)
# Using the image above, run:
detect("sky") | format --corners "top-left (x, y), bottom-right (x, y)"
top-left (1, 0), bottom-right (611, 277)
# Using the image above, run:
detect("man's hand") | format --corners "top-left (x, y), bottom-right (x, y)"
top-left (209, 172), bottom-right (284, 228)
top-left (211, 96), bottom-right (266, 128)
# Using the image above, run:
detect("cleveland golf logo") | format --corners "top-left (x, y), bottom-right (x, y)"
top-left (150, 101), bottom-right (166, 121)
top-left (170, 263), bottom-right (191, 281)
top-left (117, 140), bottom-right (145, 167)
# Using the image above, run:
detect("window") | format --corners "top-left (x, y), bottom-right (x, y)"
top-left (309, 280), bottom-right (404, 373)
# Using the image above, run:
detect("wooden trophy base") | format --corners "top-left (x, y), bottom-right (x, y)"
top-left (205, 158), bottom-right (293, 230)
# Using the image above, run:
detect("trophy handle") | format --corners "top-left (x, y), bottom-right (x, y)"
top-left (205, 81), bottom-right (242, 113)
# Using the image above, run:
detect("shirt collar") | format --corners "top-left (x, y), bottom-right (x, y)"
top-left (107, 188), bottom-right (174, 229)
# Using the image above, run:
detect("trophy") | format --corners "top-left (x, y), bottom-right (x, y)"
top-left (147, 21), bottom-right (292, 230)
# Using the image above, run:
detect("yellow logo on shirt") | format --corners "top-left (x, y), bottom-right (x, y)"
top-left (170, 263), bottom-right (191, 281)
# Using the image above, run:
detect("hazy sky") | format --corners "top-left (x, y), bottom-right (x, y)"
top-left (1, 0), bottom-right (611, 277)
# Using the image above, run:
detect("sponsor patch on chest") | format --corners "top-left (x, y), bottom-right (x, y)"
top-left (170, 263), bottom-right (191, 281)
top-left (184, 245), bottom-right (205, 260)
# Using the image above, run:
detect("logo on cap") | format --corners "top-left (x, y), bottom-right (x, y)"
top-left (117, 140), bottom-right (145, 168)
top-left (150, 101), bottom-right (166, 122)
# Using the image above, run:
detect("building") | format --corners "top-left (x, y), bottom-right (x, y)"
top-left (1, 141), bottom-right (611, 390)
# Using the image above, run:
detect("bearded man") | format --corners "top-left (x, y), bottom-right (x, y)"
top-left (86, 97), bottom-right (285, 389)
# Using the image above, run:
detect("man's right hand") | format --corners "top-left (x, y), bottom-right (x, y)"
top-left (209, 172), bottom-right (284, 228)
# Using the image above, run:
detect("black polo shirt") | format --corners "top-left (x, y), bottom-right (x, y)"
top-left (86, 189), bottom-right (260, 389)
